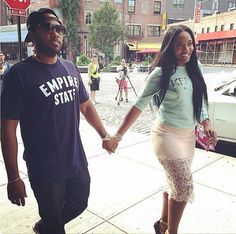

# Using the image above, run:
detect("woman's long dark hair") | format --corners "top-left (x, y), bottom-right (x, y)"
top-left (150, 25), bottom-right (208, 122)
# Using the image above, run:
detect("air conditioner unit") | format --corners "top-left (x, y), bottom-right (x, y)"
top-left (228, 7), bottom-right (236, 11)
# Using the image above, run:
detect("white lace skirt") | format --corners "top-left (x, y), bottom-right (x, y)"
top-left (151, 122), bottom-right (195, 202)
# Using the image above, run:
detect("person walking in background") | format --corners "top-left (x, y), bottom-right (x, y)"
top-left (116, 59), bottom-right (129, 103)
top-left (1, 8), bottom-right (117, 234)
top-left (88, 55), bottom-right (101, 104)
top-left (0, 51), bottom-right (11, 94)
top-left (111, 25), bottom-right (217, 234)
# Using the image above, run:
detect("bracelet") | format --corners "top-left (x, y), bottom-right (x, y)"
top-left (115, 132), bottom-right (122, 141)
top-left (8, 177), bottom-right (21, 185)
top-left (102, 133), bottom-right (111, 141)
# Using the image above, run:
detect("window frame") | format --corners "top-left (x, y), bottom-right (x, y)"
top-left (128, 0), bottom-right (136, 13)
top-left (147, 25), bottom-right (161, 36)
top-left (153, 1), bottom-right (161, 15)
top-left (127, 24), bottom-right (141, 36)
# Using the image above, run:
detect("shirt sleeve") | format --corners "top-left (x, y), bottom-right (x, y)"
top-left (77, 71), bottom-right (89, 103)
top-left (200, 98), bottom-right (209, 123)
top-left (1, 68), bottom-right (24, 120)
top-left (134, 67), bottom-right (162, 111)
top-left (198, 61), bottom-right (209, 123)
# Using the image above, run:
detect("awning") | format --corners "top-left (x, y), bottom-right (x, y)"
top-left (0, 30), bottom-right (28, 43)
top-left (196, 29), bottom-right (236, 41)
top-left (126, 42), bottom-right (161, 51)
top-left (136, 48), bottom-right (159, 54)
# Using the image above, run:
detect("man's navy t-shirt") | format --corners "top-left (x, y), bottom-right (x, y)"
top-left (1, 57), bottom-right (89, 182)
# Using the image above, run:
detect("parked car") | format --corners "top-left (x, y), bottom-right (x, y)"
top-left (207, 77), bottom-right (236, 144)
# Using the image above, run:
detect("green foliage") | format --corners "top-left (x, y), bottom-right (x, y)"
top-left (142, 55), bottom-right (154, 65)
top-left (76, 54), bottom-right (91, 66)
top-left (59, 0), bottom-right (80, 54)
top-left (112, 55), bottom-right (122, 65)
top-left (88, 2), bottom-right (126, 59)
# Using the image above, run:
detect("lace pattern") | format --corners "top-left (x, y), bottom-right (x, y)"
top-left (159, 156), bottom-right (194, 203)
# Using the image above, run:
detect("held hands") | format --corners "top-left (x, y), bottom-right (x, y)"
top-left (102, 133), bottom-right (122, 154)
top-left (7, 178), bottom-right (27, 206)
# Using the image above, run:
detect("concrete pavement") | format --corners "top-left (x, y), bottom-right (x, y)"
top-left (0, 120), bottom-right (236, 233)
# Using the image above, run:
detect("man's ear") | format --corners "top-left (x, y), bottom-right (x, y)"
top-left (29, 31), bottom-right (36, 43)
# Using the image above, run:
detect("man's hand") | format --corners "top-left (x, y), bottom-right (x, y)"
top-left (7, 179), bottom-right (27, 206)
top-left (102, 136), bottom-right (119, 154)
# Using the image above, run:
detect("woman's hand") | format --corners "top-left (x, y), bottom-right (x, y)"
top-left (88, 78), bottom-right (92, 86)
top-left (202, 119), bottom-right (218, 146)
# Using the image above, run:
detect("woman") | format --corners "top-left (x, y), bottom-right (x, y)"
top-left (88, 55), bottom-right (100, 104)
top-left (116, 59), bottom-right (129, 103)
top-left (113, 25), bottom-right (217, 234)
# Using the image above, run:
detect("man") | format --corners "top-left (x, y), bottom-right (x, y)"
top-left (1, 8), bottom-right (117, 234)
top-left (0, 51), bottom-right (11, 94)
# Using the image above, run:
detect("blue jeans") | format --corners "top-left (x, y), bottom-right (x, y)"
top-left (30, 169), bottom-right (90, 234)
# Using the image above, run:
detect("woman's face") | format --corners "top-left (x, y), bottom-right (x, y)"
top-left (173, 31), bottom-right (194, 66)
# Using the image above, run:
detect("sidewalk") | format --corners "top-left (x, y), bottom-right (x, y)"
top-left (0, 120), bottom-right (236, 234)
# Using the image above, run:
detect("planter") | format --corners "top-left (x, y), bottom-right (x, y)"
top-left (110, 66), bottom-right (118, 72)
top-left (77, 66), bottom-right (88, 73)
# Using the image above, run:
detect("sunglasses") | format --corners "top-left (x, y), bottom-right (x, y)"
top-left (38, 22), bottom-right (66, 35)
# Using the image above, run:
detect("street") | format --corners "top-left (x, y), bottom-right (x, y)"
top-left (81, 66), bottom-right (236, 157)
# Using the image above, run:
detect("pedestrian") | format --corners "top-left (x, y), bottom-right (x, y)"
top-left (1, 8), bottom-right (118, 234)
top-left (0, 51), bottom-right (11, 94)
top-left (111, 25), bottom-right (218, 234)
top-left (88, 55), bottom-right (101, 104)
top-left (116, 59), bottom-right (129, 103)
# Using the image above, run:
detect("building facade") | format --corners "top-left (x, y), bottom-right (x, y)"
top-left (169, 9), bottom-right (236, 65)
top-left (1, 0), bottom-right (236, 63)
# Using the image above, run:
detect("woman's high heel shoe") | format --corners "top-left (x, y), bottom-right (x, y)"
top-left (154, 219), bottom-right (168, 234)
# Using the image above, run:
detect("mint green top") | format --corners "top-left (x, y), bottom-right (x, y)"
top-left (134, 64), bottom-right (209, 129)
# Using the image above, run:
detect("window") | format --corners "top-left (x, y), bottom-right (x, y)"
top-left (212, 0), bottom-right (219, 11)
top-left (141, 1), bottom-right (148, 14)
top-left (128, 0), bottom-right (136, 13)
top-left (147, 25), bottom-right (161, 36)
top-left (230, 23), bottom-right (234, 30)
top-left (127, 25), bottom-right (141, 36)
top-left (173, 0), bottom-right (184, 9)
top-left (221, 25), bottom-right (224, 31)
top-left (207, 27), bottom-right (210, 33)
top-left (85, 12), bottom-right (92, 25)
top-left (229, 2), bottom-right (236, 9)
top-left (201, 28), bottom-right (205, 33)
top-left (114, 0), bottom-right (123, 3)
top-left (215, 25), bottom-right (218, 32)
top-left (154, 1), bottom-right (161, 14)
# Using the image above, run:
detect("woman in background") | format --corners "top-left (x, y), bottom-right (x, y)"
top-left (88, 55), bottom-right (100, 104)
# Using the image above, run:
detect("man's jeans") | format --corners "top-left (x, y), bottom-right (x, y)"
top-left (30, 170), bottom-right (90, 234)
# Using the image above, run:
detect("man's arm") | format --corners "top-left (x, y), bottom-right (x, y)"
top-left (80, 99), bottom-right (118, 153)
top-left (1, 119), bottom-right (27, 206)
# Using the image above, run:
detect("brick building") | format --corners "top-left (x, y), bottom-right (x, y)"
top-left (1, 0), bottom-right (236, 63)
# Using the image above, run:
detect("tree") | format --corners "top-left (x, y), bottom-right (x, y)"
top-left (88, 2), bottom-right (126, 59)
top-left (59, 0), bottom-right (80, 60)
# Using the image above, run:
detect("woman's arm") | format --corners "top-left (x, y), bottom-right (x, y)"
top-left (116, 106), bottom-right (142, 137)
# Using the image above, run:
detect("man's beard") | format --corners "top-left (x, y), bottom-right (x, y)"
top-left (35, 38), bottom-right (62, 57)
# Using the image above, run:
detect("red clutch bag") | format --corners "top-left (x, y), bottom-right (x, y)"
top-left (195, 124), bottom-right (215, 151)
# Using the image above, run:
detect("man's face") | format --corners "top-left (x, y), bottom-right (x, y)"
top-left (0, 53), bottom-right (5, 63)
top-left (32, 13), bottom-right (64, 56)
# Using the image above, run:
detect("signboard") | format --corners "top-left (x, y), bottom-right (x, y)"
top-left (4, 0), bottom-right (31, 10)
top-left (10, 9), bottom-right (27, 16)
top-left (161, 12), bottom-right (167, 31)
top-left (4, 0), bottom-right (31, 16)
top-left (194, 3), bottom-right (201, 23)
